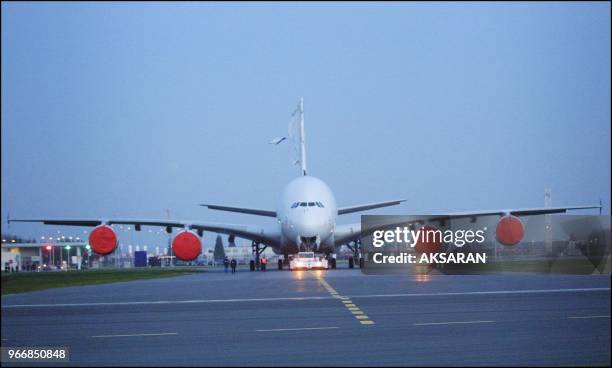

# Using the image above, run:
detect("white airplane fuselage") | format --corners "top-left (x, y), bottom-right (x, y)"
top-left (277, 176), bottom-right (337, 254)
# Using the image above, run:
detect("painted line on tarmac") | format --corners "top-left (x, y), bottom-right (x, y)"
top-left (1, 296), bottom-right (333, 308)
top-left (2, 287), bottom-right (609, 309)
top-left (91, 332), bottom-right (178, 338)
top-left (315, 275), bottom-right (376, 326)
top-left (256, 327), bottom-right (339, 332)
top-left (568, 315), bottom-right (610, 319)
top-left (348, 287), bottom-right (611, 300)
top-left (414, 320), bottom-right (495, 326)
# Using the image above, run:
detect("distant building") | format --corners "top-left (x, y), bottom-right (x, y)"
top-left (1, 242), bottom-right (88, 271)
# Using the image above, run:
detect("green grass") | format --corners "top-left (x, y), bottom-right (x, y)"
top-left (1, 268), bottom-right (203, 295)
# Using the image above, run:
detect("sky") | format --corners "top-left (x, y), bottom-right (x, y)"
top-left (1, 2), bottom-right (610, 251)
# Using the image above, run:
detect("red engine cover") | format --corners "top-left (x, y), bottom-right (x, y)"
top-left (415, 224), bottom-right (442, 254)
top-left (496, 215), bottom-right (524, 246)
top-left (88, 225), bottom-right (118, 255)
top-left (172, 231), bottom-right (202, 261)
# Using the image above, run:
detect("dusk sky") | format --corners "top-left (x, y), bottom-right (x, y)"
top-left (2, 2), bottom-right (610, 250)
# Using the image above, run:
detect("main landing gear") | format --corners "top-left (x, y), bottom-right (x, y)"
top-left (250, 241), bottom-right (268, 271)
top-left (346, 239), bottom-right (364, 269)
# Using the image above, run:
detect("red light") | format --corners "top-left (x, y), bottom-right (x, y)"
top-left (45, 245), bottom-right (52, 251)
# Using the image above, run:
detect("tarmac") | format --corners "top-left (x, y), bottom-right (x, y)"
top-left (1, 268), bottom-right (610, 366)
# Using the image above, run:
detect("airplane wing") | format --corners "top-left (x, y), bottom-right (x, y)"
top-left (337, 200), bottom-right (406, 215)
top-left (199, 204), bottom-right (277, 218)
top-left (200, 199), bottom-right (406, 217)
top-left (334, 204), bottom-right (602, 246)
top-left (9, 218), bottom-right (280, 247)
top-left (424, 205), bottom-right (602, 221)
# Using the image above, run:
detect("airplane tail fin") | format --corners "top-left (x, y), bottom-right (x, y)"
top-left (270, 98), bottom-right (308, 176)
top-left (290, 97), bottom-right (307, 176)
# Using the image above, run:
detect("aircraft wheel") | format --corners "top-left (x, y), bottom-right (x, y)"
top-left (278, 259), bottom-right (283, 270)
top-left (348, 257), bottom-right (354, 269)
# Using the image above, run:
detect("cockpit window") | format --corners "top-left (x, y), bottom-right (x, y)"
top-left (292, 201), bottom-right (324, 209)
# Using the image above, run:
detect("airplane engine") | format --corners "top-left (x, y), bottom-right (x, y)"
top-left (172, 230), bottom-right (202, 261)
top-left (415, 224), bottom-right (442, 254)
top-left (88, 224), bottom-right (118, 255)
top-left (496, 215), bottom-right (524, 246)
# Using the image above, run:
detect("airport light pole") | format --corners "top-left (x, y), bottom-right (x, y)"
top-left (166, 209), bottom-right (174, 267)
top-left (45, 245), bottom-right (52, 268)
top-left (86, 244), bottom-right (91, 267)
top-left (65, 245), bottom-right (71, 270)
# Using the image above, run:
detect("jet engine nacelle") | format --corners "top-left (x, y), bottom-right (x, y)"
top-left (496, 215), bottom-right (524, 246)
top-left (88, 224), bottom-right (118, 255)
top-left (172, 230), bottom-right (202, 261)
top-left (415, 224), bottom-right (442, 254)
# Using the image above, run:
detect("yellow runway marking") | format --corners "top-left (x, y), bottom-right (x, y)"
top-left (315, 274), bottom-right (374, 326)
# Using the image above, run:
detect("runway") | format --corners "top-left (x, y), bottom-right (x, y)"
top-left (2, 269), bottom-right (610, 366)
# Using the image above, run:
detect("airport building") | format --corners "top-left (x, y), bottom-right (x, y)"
top-left (1, 240), bottom-right (89, 271)
top-left (2, 235), bottom-right (279, 270)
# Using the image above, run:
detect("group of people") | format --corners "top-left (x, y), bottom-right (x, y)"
top-left (222, 255), bottom-right (268, 273)
top-left (223, 256), bottom-right (238, 274)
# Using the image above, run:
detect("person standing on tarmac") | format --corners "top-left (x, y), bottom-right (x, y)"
top-left (261, 256), bottom-right (267, 271)
top-left (223, 256), bottom-right (229, 273)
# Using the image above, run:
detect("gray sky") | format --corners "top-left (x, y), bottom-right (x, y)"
top-left (2, 2), bottom-right (610, 250)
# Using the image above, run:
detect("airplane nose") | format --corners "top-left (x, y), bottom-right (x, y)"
top-left (293, 216), bottom-right (329, 237)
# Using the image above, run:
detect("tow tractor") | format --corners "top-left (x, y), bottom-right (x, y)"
top-left (289, 252), bottom-right (328, 270)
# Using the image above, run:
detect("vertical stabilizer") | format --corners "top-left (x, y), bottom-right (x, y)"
top-left (273, 98), bottom-right (308, 176)
top-left (289, 98), bottom-right (307, 176)
top-left (298, 98), bottom-right (307, 176)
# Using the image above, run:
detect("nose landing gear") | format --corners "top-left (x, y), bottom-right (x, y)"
top-left (298, 236), bottom-right (320, 252)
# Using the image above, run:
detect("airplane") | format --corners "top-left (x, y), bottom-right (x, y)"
top-left (9, 98), bottom-right (602, 267)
